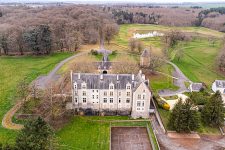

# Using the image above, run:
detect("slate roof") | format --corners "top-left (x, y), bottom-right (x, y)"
top-left (141, 49), bottom-right (150, 57)
top-left (191, 83), bottom-right (203, 91)
top-left (72, 73), bottom-right (144, 90)
top-left (215, 80), bottom-right (225, 88)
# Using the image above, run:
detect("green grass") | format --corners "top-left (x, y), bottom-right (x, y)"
top-left (115, 24), bottom-right (224, 48)
top-left (197, 123), bottom-right (221, 135)
top-left (57, 116), bottom-right (159, 150)
top-left (0, 52), bottom-right (74, 144)
top-left (172, 38), bottom-right (225, 87)
top-left (158, 108), bottom-right (171, 130)
top-left (149, 64), bottom-right (179, 93)
top-left (162, 95), bottom-right (179, 100)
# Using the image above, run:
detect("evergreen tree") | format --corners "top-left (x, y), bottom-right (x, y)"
top-left (201, 91), bottom-right (225, 127)
top-left (168, 99), bottom-right (200, 132)
top-left (15, 117), bottom-right (56, 150)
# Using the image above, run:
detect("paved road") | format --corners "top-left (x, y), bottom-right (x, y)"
top-left (151, 115), bottom-right (225, 150)
top-left (2, 52), bottom-right (87, 130)
top-left (36, 51), bottom-right (88, 89)
top-left (158, 61), bottom-right (191, 97)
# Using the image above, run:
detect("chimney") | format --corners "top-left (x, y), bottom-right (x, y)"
top-left (132, 74), bottom-right (135, 81)
top-left (117, 75), bottom-right (119, 81)
top-left (100, 74), bottom-right (103, 80)
top-left (142, 74), bottom-right (145, 80)
top-left (78, 73), bottom-right (81, 80)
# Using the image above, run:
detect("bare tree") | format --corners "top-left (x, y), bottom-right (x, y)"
top-left (16, 78), bottom-right (29, 112)
top-left (175, 48), bottom-right (185, 62)
top-left (137, 40), bottom-right (144, 53)
top-left (129, 38), bottom-right (137, 52)
top-left (104, 23), bottom-right (119, 45)
top-left (218, 47), bottom-right (225, 72)
top-left (147, 55), bottom-right (165, 72)
top-left (111, 55), bottom-right (139, 74)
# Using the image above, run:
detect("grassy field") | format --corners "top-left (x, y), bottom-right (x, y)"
top-left (149, 64), bottom-right (179, 94)
top-left (172, 38), bottom-right (225, 86)
top-left (0, 52), bottom-right (74, 144)
top-left (113, 24), bottom-right (225, 88)
top-left (57, 116), bottom-right (159, 150)
top-left (115, 24), bottom-right (224, 48)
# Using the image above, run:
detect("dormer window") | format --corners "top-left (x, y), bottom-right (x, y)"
top-left (109, 83), bottom-right (114, 89)
top-left (81, 82), bottom-right (86, 89)
top-left (74, 83), bottom-right (77, 89)
top-left (126, 83), bottom-right (131, 90)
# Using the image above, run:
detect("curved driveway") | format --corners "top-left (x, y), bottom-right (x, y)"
top-left (2, 51), bottom-right (88, 130)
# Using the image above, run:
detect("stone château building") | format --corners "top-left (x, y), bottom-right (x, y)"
top-left (70, 70), bottom-right (152, 118)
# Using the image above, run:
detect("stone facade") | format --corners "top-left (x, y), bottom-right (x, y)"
top-left (70, 70), bottom-right (151, 118)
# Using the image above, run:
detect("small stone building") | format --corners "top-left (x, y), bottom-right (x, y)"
top-left (70, 70), bottom-right (152, 118)
top-left (140, 49), bottom-right (150, 67)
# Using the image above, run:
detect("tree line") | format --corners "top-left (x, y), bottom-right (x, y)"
top-left (110, 6), bottom-right (225, 32)
top-left (0, 5), bottom-right (118, 55)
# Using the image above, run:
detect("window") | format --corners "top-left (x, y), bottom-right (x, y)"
top-left (74, 91), bottom-right (77, 96)
top-left (138, 94), bottom-right (141, 99)
top-left (92, 90), bottom-right (94, 92)
top-left (126, 98), bottom-right (130, 103)
top-left (110, 91), bottom-right (113, 96)
top-left (75, 98), bottom-right (78, 103)
top-left (104, 91), bottom-right (107, 96)
top-left (103, 98), bottom-right (107, 103)
top-left (96, 95), bottom-right (99, 99)
top-left (110, 98), bottom-right (113, 103)
top-left (96, 90), bottom-right (98, 92)
top-left (110, 85), bottom-right (114, 89)
top-left (82, 91), bottom-right (86, 96)
top-left (92, 95), bottom-right (94, 99)
top-left (74, 84), bottom-right (77, 89)
top-left (142, 101), bottom-right (145, 107)
top-left (118, 98), bottom-right (121, 103)
top-left (137, 101), bottom-right (141, 107)
top-left (137, 108), bottom-right (140, 111)
top-left (142, 94), bottom-right (145, 100)
top-left (127, 92), bottom-right (130, 96)
top-left (127, 85), bottom-right (131, 89)
top-left (83, 98), bottom-right (87, 103)
top-left (82, 84), bottom-right (86, 89)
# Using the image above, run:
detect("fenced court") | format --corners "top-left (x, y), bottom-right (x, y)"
top-left (111, 127), bottom-right (152, 150)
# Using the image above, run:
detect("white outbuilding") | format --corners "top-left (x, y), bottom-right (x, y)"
top-left (212, 80), bottom-right (225, 94)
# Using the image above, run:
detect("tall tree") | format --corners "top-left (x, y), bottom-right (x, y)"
top-left (168, 99), bottom-right (200, 132)
top-left (17, 78), bottom-right (30, 113)
top-left (104, 23), bottom-right (118, 45)
top-left (0, 34), bottom-right (9, 55)
top-left (15, 117), bottom-right (57, 150)
top-left (39, 25), bottom-right (52, 54)
top-left (137, 40), bottom-right (144, 54)
top-left (201, 91), bottom-right (225, 127)
top-left (129, 38), bottom-right (136, 52)
top-left (175, 48), bottom-right (184, 62)
top-left (23, 25), bottom-right (52, 55)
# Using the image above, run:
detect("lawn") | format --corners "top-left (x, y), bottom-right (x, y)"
top-left (57, 116), bottom-right (159, 150)
top-left (172, 38), bottom-right (225, 87)
top-left (0, 52), bottom-right (74, 144)
top-left (114, 24), bottom-right (225, 89)
top-left (114, 24), bottom-right (224, 48)
top-left (149, 64), bottom-right (179, 94)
